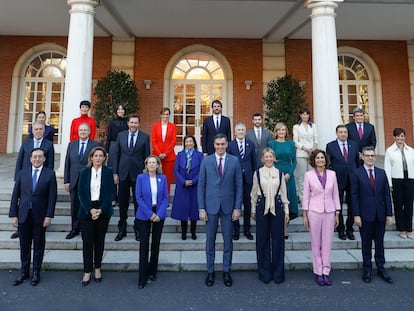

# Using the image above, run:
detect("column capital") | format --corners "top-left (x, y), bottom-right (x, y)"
top-left (67, 0), bottom-right (100, 8)
top-left (306, 0), bottom-right (343, 9)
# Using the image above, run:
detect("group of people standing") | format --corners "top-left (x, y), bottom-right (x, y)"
top-left (9, 99), bottom-right (413, 290)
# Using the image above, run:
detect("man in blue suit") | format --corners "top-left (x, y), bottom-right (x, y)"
top-left (64, 123), bottom-right (100, 239)
top-left (227, 122), bottom-right (257, 240)
top-left (326, 125), bottom-right (359, 240)
top-left (11, 121), bottom-right (55, 239)
top-left (9, 148), bottom-right (57, 286)
top-left (198, 133), bottom-right (243, 287)
top-left (351, 146), bottom-right (393, 284)
top-left (346, 108), bottom-right (377, 164)
top-left (112, 114), bottom-right (150, 241)
top-left (201, 100), bottom-right (232, 156)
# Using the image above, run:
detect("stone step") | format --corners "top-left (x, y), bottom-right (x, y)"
top-left (1, 248), bottom-right (413, 272)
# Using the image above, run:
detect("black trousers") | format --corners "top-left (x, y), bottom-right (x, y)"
top-left (337, 187), bottom-right (354, 234)
top-left (255, 198), bottom-right (285, 283)
top-left (359, 219), bottom-right (386, 272)
top-left (233, 178), bottom-right (252, 232)
top-left (18, 210), bottom-right (46, 274)
top-left (392, 178), bottom-right (414, 232)
top-left (69, 183), bottom-right (81, 232)
top-left (136, 218), bottom-right (165, 285)
top-left (80, 216), bottom-right (110, 273)
top-left (118, 176), bottom-right (138, 234)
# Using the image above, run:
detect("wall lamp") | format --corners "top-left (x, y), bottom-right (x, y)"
top-left (144, 80), bottom-right (152, 90)
top-left (245, 80), bottom-right (253, 90)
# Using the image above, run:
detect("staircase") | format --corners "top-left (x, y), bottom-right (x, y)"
top-left (1, 154), bottom-right (413, 272)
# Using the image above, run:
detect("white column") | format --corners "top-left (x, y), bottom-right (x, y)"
top-left (306, 0), bottom-right (343, 149)
top-left (57, 0), bottom-right (98, 177)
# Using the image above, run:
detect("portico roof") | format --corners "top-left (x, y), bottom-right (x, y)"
top-left (0, 0), bottom-right (413, 41)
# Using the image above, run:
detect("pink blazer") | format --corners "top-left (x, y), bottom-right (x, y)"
top-left (151, 122), bottom-right (177, 162)
top-left (302, 169), bottom-right (341, 213)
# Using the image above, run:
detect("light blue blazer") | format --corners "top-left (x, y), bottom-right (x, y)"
top-left (135, 173), bottom-right (169, 220)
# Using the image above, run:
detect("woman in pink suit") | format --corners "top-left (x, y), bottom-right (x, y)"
top-left (302, 150), bottom-right (340, 286)
top-left (151, 107), bottom-right (177, 193)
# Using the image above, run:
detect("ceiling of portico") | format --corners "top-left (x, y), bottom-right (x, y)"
top-left (0, 0), bottom-right (413, 41)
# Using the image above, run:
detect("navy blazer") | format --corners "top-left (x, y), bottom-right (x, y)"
top-left (112, 130), bottom-right (150, 182)
top-left (227, 139), bottom-right (257, 184)
top-left (201, 116), bottom-right (231, 155)
top-left (64, 139), bottom-right (100, 190)
top-left (346, 122), bottom-right (376, 152)
top-left (9, 167), bottom-right (57, 224)
top-left (15, 138), bottom-right (55, 180)
top-left (198, 153), bottom-right (243, 215)
top-left (135, 173), bottom-right (169, 220)
top-left (326, 139), bottom-right (359, 190)
top-left (351, 166), bottom-right (392, 222)
top-left (77, 165), bottom-right (115, 219)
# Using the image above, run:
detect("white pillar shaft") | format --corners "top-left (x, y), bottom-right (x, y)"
top-left (57, 0), bottom-right (96, 176)
top-left (307, 0), bottom-right (342, 149)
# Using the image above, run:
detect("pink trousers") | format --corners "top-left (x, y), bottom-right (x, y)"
top-left (307, 210), bottom-right (335, 276)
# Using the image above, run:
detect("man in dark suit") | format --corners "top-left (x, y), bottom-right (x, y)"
top-left (112, 114), bottom-right (150, 241)
top-left (346, 108), bottom-right (376, 164)
top-left (11, 121), bottom-right (55, 239)
top-left (201, 100), bottom-right (231, 156)
top-left (9, 148), bottom-right (57, 286)
top-left (198, 133), bottom-right (243, 287)
top-left (351, 146), bottom-right (393, 284)
top-left (246, 112), bottom-right (272, 168)
top-left (64, 123), bottom-right (100, 239)
top-left (227, 122), bottom-right (257, 240)
top-left (326, 125), bottom-right (359, 240)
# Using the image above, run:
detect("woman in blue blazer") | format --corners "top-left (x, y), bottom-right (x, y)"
top-left (78, 146), bottom-right (115, 286)
top-left (135, 155), bottom-right (169, 288)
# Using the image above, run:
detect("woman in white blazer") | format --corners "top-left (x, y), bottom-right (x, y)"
top-left (302, 150), bottom-right (340, 286)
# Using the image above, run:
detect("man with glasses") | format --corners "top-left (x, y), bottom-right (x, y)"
top-left (351, 146), bottom-right (393, 284)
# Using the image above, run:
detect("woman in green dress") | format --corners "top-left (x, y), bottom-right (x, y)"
top-left (268, 122), bottom-right (298, 239)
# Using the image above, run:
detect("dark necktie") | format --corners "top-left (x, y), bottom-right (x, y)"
top-left (239, 141), bottom-right (245, 159)
top-left (216, 117), bottom-right (220, 131)
top-left (218, 157), bottom-right (223, 178)
top-left (343, 143), bottom-right (348, 162)
top-left (129, 133), bottom-right (135, 151)
top-left (32, 169), bottom-right (39, 192)
top-left (369, 168), bottom-right (375, 189)
top-left (79, 142), bottom-right (85, 159)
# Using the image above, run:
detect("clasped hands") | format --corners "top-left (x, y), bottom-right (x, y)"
top-left (90, 208), bottom-right (102, 220)
top-left (150, 213), bottom-right (161, 222)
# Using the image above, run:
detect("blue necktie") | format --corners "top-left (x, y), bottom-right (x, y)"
top-left (129, 133), bottom-right (135, 151)
top-left (79, 142), bottom-right (85, 159)
top-left (32, 169), bottom-right (39, 192)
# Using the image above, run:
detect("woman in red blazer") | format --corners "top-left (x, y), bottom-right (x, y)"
top-left (302, 150), bottom-right (340, 286)
top-left (151, 107), bottom-right (177, 193)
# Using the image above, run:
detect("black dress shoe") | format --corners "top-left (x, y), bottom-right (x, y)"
top-left (115, 231), bottom-right (126, 241)
top-left (148, 275), bottom-right (157, 282)
top-left (244, 231), bottom-right (254, 240)
top-left (65, 230), bottom-right (79, 240)
top-left (233, 231), bottom-right (240, 241)
top-left (338, 232), bottom-right (346, 240)
top-left (223, 272), bottom-right (233, 287)
top-left (10, 231), bottom-right (19, 239)
top-left (205, 272), bottom-right (215, 286)
top-left (362, 271), bottom-right (372, 283)
top-left (191, 232), bottom-right (197, 240)
top-left (181, 232), bottom-right (187, 240)
top-left (13, 272), bottom-right (29, 286)
top-left (377, 270), bottom-right (393, 284)
top-left (346, 232), bottom-right (355, 240)
top-left (31, 271), bottom-right (40, 286)
top-left (138, 281), bottom-right (147, 289)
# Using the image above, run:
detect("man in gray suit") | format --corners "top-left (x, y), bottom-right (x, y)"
top-left (246, 113), bottom-right (272, 167)
top-left (64, 123), bottom-right (99, 239)
top-left (198, 133), bottom-right (243, 287)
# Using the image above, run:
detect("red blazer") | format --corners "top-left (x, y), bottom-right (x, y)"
top-left (151, 122), bottom-right (177, 162)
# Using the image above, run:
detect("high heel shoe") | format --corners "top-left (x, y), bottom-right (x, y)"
top-left (94, 269), bottom-right (102, 282)
top-left (81, 273), bottom-right (91, 287)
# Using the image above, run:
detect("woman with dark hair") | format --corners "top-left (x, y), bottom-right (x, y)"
top-left (135, 155), bottom-right (169, 288)
top-left (78, 146), bottom-right (115, 286)
top-left (29, 111), bottom-right (55, 142)
top-left (384, 128), bottom-right (414, 239)
top-left (293, 106), bottom-right (318, 203)
top-left (268, 122), bottom-right (298, 239)
top-left (151, 107), bottom-right (177, 194)
top-left (302, 150), bottom-right (340, 286)
top-left (171, 135), bottom-right (203, 240)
